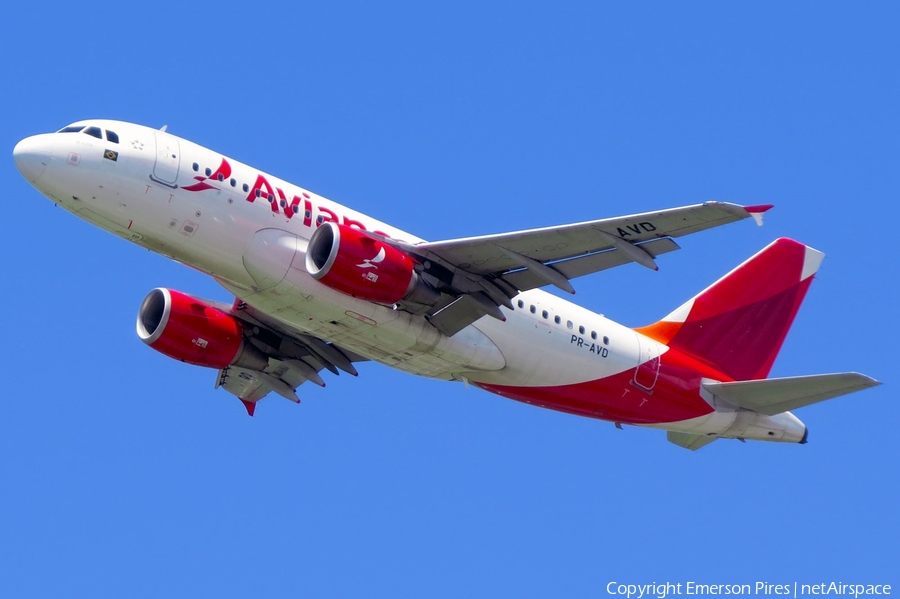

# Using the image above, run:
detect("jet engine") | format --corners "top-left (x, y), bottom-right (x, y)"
top-left (136, 288), bottom-right (268, 370)
top-left (305, 222), bottom-right (439, 306)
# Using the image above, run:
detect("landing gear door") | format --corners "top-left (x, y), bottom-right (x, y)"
top-left (633, 333), bottom-right (660, 392)
top-left (150, 130), bottom-right (181, 188)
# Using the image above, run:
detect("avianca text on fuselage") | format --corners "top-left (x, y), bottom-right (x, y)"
top-left (12, 119), bottom-right (880, 450)
top-left (183, 157), bottom-right (394, 239)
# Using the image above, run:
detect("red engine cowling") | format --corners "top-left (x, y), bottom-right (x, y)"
top-left (305, 222), bottom-right (438, 305)
top-left (136, 288), bottom-right (268, 370)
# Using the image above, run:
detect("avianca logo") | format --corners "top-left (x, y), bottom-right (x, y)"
top-left (182, 159), bottom-right (232, 192)
top-left (357, 247), bottom-right (385, 269)
top-left (182, 158), bottom-right (391, 237)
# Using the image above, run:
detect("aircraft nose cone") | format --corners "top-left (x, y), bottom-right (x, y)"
top-left (13, 136), bottom-right (52, 183)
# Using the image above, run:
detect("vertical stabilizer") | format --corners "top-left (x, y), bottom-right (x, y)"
top-left (636, 238), bottom-right (823, 381)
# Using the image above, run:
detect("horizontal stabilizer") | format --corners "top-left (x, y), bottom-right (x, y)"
top-left (667, 431), bottom-right (718, 451)
top-left (702, 373), bottom-right (881, 416)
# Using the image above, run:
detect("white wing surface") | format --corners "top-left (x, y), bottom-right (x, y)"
top-left (391, 202), bottom-right (771, 336)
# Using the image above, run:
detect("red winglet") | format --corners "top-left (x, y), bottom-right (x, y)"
top-left (241, 399), bottom-right (256, 417)
top-left (743, 204), bottom-right (774, 226)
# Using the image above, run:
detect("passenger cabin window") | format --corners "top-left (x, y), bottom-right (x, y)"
top-left (84, 126), bottom-right (102, 139)
top-left (567, 320), bottom-right (573, 330)
top-left (243, 183), bottom-right (250, 192)
top-left (517, 300), bottom-right (524, 309)
top-left (106, 130), bottom-right (119, 143)
top-left (579, 325), bottom-right (585, 334)
top-left (591, 331), bottom-right (597, 340)
top-left (58, 125), bottom-right (85, 133)
top-left (192, 163), bottom-right (199, 172)
top-left (530, 305), bottom-right (536, 314)
top-left (603, 336), bottom-right (610, 345)
top-left (542, 310), bottom-right (549, 319)
top-left (554, 315), bottom-right (561, 324)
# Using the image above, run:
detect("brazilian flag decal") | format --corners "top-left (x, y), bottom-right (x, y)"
top-left (104, 149), bottom-right (118, 161)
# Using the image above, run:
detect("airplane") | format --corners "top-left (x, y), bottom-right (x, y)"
top-left (13, 119), bottom-right (880, 450)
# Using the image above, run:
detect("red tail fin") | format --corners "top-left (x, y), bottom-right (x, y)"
top-left (636, 238), bottom-right (823, 381)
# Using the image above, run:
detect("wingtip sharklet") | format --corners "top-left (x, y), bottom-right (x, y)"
top-left (744, 204), bottom-right (774, 227)
top-left (241, 399), bottom-right (256, 417)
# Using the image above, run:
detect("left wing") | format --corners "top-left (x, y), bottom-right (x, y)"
top-left (214, 300), bottom-right (367, 415)
top-left (217, 365), bottom-right (300, 416)
top-left (391, 202), bottom-right (771, 336)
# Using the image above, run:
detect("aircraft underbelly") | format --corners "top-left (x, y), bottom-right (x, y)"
top-left (218, 272), bottom-right (507, 378)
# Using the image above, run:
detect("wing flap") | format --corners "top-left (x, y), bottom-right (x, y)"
top-left (702, 373), bottom-right (881, 416)
top-left (502, 237), bottom-right (680, 292)
top-left (427, 295), bottom-right (494, 337)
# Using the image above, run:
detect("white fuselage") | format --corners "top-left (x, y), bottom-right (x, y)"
top-left (23, 120), bottom-right (638, 383)
top-left (14, 120), bottom-right (808, 443)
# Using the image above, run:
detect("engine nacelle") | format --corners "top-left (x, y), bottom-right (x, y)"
top-left (305, 222), bottom-right (439, 305)
top-left (136, 288), bottom-right (268, 370)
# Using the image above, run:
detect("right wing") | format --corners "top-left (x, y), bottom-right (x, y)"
top-left (390, 202), bottom-right (772, 336)
top-left (409, 202), bottom-right (769, 278)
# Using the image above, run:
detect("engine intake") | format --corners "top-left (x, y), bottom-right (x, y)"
top-left (306, 222), bottom-right (439, 306)
top-left (136, 288), bottom-right (268, 370)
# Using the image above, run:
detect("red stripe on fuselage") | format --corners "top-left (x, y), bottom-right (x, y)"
top-left (477, 348), bottom-right (724, 425)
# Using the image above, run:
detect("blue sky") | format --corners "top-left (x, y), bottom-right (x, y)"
top-left (2, 2), bottom-right (897, 597)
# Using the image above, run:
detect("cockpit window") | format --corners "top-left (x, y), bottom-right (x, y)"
top-left (84, 126), bottom-right (103, 140)
top-left (58, 125), bottom-right (85, 133)
top-left (106, 130), bottom-right (119, 144)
